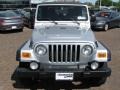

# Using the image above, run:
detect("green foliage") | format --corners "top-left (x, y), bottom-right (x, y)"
top-left (84, 2), bottom-right (95, 9)
top-left (95, 0), bottom-right (112, 6)
top-left (116, 1), bottom-right (120, 10)
top-left (84, 2), bottom-right (93, 6)
top-left (95, 0), bottom-right (120, 10)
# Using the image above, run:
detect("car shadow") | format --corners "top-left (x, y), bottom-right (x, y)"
top-left (91, 29), bottom-right (106, 32)
top-left (91, 27), bottom-right (119, 32)
top-left (0, 29), bottom-right (22, 34)
top-left (11, 69), bottom-right (102, 90)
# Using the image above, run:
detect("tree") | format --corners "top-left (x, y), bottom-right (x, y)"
top-left (84, 2), bottom-right (93, 6)
top-left (116, 1), bottom-right (120, 10)
top-left (95, 0), bottom-right (112, 6)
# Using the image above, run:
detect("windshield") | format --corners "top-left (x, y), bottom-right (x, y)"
top-left (37, 5), bottom-right (88, 21)
top-left (96, 12), bottom-right (111, 18)
top-left (0, 11), bottom-right (17, 17)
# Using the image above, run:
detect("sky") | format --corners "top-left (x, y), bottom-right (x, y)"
top-left (80, 0), bottom-right (119, 4)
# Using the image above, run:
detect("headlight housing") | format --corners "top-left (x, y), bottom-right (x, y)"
top-left (81, 45), bottom-right (93, 56)
top-left (34, 44), bottom-right (47, 56)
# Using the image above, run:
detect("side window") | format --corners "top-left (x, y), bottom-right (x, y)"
top-left (111, 12), bottom-right (119, 19)
top-left (116, 13), bottom-right (120, 17)
top-left (110, 13), bottom-right (116, 19)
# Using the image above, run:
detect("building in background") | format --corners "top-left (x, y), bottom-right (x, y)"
top-left (0, 0), bottom-right (30, 10)
top-left (0, 0), bottom-right (80, 10)
top-left (30, 0), bottom-right (80, 4)
top-left (30, 0), bottom-right (80, 8)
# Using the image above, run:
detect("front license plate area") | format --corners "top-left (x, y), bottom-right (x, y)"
top-left (56, 73), bottom-right (73, 81)
top-left (12, 26), bottom-right (17, 29)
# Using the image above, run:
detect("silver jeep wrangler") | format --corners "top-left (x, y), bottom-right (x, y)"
top-left (16, 2), bottom-right (111, 84)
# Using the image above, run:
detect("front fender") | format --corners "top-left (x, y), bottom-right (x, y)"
top-left (16, 40), bottom-right (37, 62)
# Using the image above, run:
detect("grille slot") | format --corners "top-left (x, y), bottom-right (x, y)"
top-left (49, 45), bottom-right (80, 63)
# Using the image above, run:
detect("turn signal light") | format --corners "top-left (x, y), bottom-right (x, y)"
top-left (21, 52), bottom-right (31, 59)
top-left (97, 52), bottom-right (107, 58)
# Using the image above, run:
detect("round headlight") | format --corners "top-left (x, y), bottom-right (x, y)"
top-left (82, 45), bottom-right (93, 56)
top-left (30, 62), bottom-right (39, 70)
top-left (34, 45), bottom-right (47, 56)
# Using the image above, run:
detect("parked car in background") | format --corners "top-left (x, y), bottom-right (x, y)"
top-left (89, 9), bottom-right (99, 16)
top-left (17, 9), bottom-right (27, 16)
top-left (13, 10), bottom-right (25, 18)
top-left (91, 11), bottom-right (120, 31)
top-left (30, 8), bottom-right (36, 29)
top-left (23, 8), bottom-right (36, 29)
top-left (22, 11), bottom-right (30, 27)
top-left (0, 10), bottom-right (24, 31)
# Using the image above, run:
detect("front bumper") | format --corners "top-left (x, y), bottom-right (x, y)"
top-left (14, 65), bottom-right (111, 80)
top-left (91, 23), bottom-right (105, 30)
top-left (0, 24), bottom-right (23, 31)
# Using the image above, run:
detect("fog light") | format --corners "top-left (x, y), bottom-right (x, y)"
top-left (30, 62), bottom-right (39, 70)
top-left (90, 62), bottom-right (99, 70)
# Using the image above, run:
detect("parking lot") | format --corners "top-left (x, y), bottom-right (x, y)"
top-left (0, 27), bottom-right (120, 90)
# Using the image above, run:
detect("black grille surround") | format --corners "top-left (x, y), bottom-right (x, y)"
top-left (49, 44), bottom-right (81, 63)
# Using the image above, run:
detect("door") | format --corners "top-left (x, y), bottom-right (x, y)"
top-left (109, 12), bottom-right (119, 28)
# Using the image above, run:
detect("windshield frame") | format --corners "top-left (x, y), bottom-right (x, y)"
top-left (36, 4), bottom-right (88, 21)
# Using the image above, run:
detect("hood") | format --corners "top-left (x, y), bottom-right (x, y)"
top-left (32, 25), bottom-right (96, 43)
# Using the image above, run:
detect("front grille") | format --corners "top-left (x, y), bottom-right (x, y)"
top-left (49, 44), bottom-right (80, 63)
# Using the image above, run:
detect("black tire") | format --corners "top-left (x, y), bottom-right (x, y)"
top-left (28, 22), bottom-right (32, 29)
top-left (104, 24), bottom-right (109, 31)
top-left (18, 28), bottom-right (23, 32)
top-left (118, 22), bottom-right (120, 28)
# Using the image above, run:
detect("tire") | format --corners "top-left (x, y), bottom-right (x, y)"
top-left (104, 24), bottom-right (109, 31)
top-left (28, 22), bottom-right (32, 29)
top-left (118, 22), bottom-right (120, 28)
top-left (18, 28), bottom-right (23, 32)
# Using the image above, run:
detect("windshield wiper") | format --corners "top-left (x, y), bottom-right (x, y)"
top-left (70, 18), bottom-right (80, 26)
top-left (38, 17), bottom-right (58, 25)
top-left (51, 20), bottom-right (58, 25)
top-left (45, 18), bottom-right (58, 25)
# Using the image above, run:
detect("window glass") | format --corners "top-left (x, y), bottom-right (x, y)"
top-left (37, 5), bottom-right (88, 21)
top-left (0, 11), bottom-right (17, 17)
top-left (96, 12), bottom-right (111, 18)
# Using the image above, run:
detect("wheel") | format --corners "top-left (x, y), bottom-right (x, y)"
top-left (118, 22), bottom-right (120, 28)
top-left (28, 22), bottom-right (32, 29)
top-left (104, 24), bottom-right (109, 31)
top-left (18, 28), bottom-right (23, 32)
